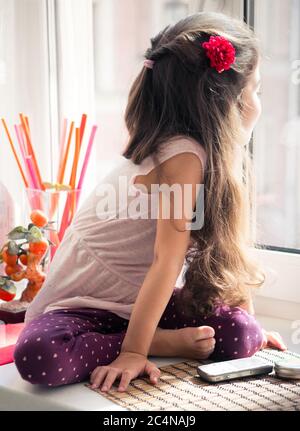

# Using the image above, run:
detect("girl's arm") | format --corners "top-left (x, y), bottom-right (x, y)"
top-left (121, 152), bottom-right (204, 356)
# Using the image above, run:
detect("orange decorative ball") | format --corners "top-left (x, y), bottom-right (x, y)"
top-left (30, 210), bottom-right (49, 228)
top-left (2, 249), bottom-right (18, 266)
top-left (4, 264), bottom-right (23, 276)
top-left (19, 254), bottom-right (28, 265)
top-left (29, 238), bottom-right (49, 256)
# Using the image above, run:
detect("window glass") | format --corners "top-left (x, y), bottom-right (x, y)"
top-left (253, 0), bottom-right (300, 250)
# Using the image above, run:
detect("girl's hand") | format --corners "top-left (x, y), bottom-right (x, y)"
top-left (90, 351), bottom-right (161, 392)
top-left (260, 328), bottom-right (287, 351)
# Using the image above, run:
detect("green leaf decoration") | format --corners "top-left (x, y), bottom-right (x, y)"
top-left (8, 241), bottom-right (19, 255)
top-left (27, 223), bottom-right (35, 230)
top-left (0, 277), bottom-right (6, 286)
top-left (7, 226), bottom-right (28, 240)
top-left (27, 226), bottom-right (43, 243)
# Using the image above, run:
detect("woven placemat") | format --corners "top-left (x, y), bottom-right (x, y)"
top-left (85, 349), bottom-right (300, 411)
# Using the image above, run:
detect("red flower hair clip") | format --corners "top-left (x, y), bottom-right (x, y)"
top-left (202, 35), bottom-right (236, 74)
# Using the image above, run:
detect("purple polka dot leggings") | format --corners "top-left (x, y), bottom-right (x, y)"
top-left (14, 287), bottom-right (264, 387)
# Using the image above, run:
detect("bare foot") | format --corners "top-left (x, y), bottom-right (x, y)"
top-left (174, 326), bottom-right (215, 360)
top-left (149, 326), bottom-right (215, 360)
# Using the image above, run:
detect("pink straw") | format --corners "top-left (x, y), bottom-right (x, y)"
top-left (77, 125), bottom-right (97, 192)
top-left (14, 124), bottom-right (42, 210)
top-left (26, 155), bottom-right (43, 209)
top-left (62, 125), bottom-right (97, 227)
top-left (14, 125), bottom-right (37, 209)
top-left (26, 155), bottom-right (40, 190)
top-left (14, 125), bottom-right (27, 158)
top-left (18, 124), bottom-right (28, 156)
top-left (14, 125), bottom-right (31, 185)
top-left (58, 193), bottom-right (72, 241)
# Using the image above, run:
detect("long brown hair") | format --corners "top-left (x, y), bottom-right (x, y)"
top-left (122, 11), bottom-right (266, 316)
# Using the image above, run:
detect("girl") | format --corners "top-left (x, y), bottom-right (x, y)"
top-left (14, 11), bottom-right (286, 393)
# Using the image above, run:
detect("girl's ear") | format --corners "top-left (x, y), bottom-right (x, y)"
top-left (237, 88), bottom-right (244, 100)
top-left (237, 89), bottom-right (244, 112)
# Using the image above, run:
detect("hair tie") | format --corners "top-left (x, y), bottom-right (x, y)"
top-left (202, 35), bottom-right (236, 74)
top-left (144, 59), bottom-right (155, 69)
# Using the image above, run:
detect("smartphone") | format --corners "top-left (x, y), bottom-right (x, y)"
top-left (197, 356), bottom-right (273, 383)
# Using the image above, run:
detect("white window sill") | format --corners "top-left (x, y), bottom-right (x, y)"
top-left (253, 248), bottom-right (300, 304)
top-left (256, 314), bottom-right (300, 355)
top-left (251, 248), bottom-right (300, 324)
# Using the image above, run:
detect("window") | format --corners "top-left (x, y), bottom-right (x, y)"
top-left (247, 0), bottom-right (300, 314)
top-left (252, 0), bottom-right (300, 252)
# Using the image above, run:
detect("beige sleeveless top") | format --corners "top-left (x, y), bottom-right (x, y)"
top-left (24, 135), bottom-right (207, 324)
